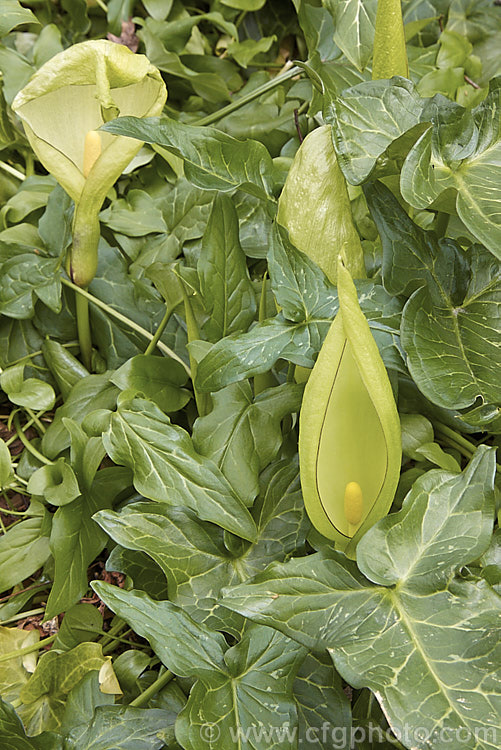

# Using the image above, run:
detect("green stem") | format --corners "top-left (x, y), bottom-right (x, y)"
top-left (181, 286), bottom-right (210, 417)
top-left (98, 616), bottom-right (125, 648)
top-left (61, 278), bottom-right (190, 376)
top-left (7, 342), bottom-right (79, 370)
top-left (5, 408), bottom-right (47, 448)
top-left (235, 10), bottom-right (247, 28)
top-left (193, 64), bottom-right (302, 127)
top-left (69, 198), bottom-right (102, 369)
top-left (12, 414), bottom-right (53, 466)
top-left (25, 407), bottom-right (46, 436)
top-left (434, 422), bottom-right (477, 456)
top-left (434, 421), bottom-right (501, 472)
top-left (75, 293), bottom-right (93, 371)
top-left (286, 362), bottom-right (296, 383)
top-left (0, 633), bottom-right (56, 664)
top-left (0, 607), bottom-right (46, 626)
top-left (144, 304), bottom-right (173, 356)
top-left (102, 629), bottom-right (143, 655)
top-left (0, 161), bottom-right (25, 181)
top-left (0, 581), bottom-right (50, 604)
top-left (24, 152), bottom-right (34, 178)
top-left (95, 0), bottom-right (108, 10)
top-left (129, 668), bottom-right (174, 708)
top-left (79, 625), bottom-right (149, 651)
top-left (245, 62), bottom-right (286, 69)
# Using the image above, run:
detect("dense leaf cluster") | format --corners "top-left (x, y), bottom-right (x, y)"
top-left (0, 1), bottom-right (500, 748)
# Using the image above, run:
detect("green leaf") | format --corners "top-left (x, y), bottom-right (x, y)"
top-left (226, 36), bottom-right (276, 68)
top-left (27, 459), bottom-right (81, 507)
top-left (268, 223), bottom-right (338, 322)
top-left (32, 24), bottom-right (64, 69)
top-left (196, 281), bottom-right (402, 392)
top-left (141, 13), bottom-right (237, 55)
top-left (106, 547), bottom-right (167, 601)
top-left (62, 419), bottom-right (106, 493)
top-left (101, 117), bottom-right (275, 200)
top-left (363, 180), bottom-right (439, 296)
top-left (1, 178), bottom-right (55, 227)
top-left (400, 81), bottom-right (501, 260)
top-left (19, 643), bottom-right (109, 735)
top-left (198, 195), bottom-right (256, 342)
top-left (149, 179), bottom-right (213, 261)
top-left (0, 697), bottom-right (61, 750)
top-left (0, 46), bottom-right (34, 106)
top-left (0, 505), bottom-right (51, 593)
top-left (0, 1), bottom-right (39, 37)
top-left (193, 381), bottom-right (303, 505)
top-left (111, 355), bottom-right (190, 413)
top-left (59, 671), bottom-right (114, 736)
top-left (99, 189), bottom-right (168, 237)
top-left (221, 448), bottom-right (499, 749)
top-left (196, 316), bottom-right (327, 391)
top-left (0, 626), bottom-right (39, 703)
top-left (221, 0), bottom-right (267, 10)
top-left (331, 77), bottom-right (426, 185)
top-left (95, 503), bottom-right (245, 634)
top-left (107, 0), bottom-right (134, 35)
top-left (400, 413), bottom-right (435, 460)
top-left (446, 0), bottom-right (501, 46)
top-left (106, 651), bottom-right (149, 702)
top-left (141, 0), bottom-right (173, 21)
top-left (324, 0), bottom-right (378, 72)
top-left (0, 255), bottom-right (61, 319)
top-left (96, 458), bottom-right (309, 634)
top-left (38, 186), bottom-right (72, 259)
top-left (137, 22), bottom-right (233, 104)
top-left (60, 0), bottom-right (90, 35)
top-left (294, 652), bottom-right (351, 749)
top-left (96, 457), bottom-right (308, 629)
top-left (103, 396), bottom-right (257, 541)
top-left (41, 373), bottom-right (119, 459)
top-left (401, 242), bottom-right (501, 410)
top-left (87, 242), bottom-right (179, 370)
top-left (44, 467), bottom-right (131, 618)
top-left (53, 604), bottom-right (103, 651)
top-left (0, 437), bottom-right (14, 490)
top-left (1, 364), bottom-right (55, 411)
top-left (41, 340), bottom-right (89, 401)
top-left (92, 583), bottom-right (306, 750)
top-left (65, 705), bottom-right (169, 750)
top-left (366, 182), bottom-right (501, 412)
top-left (414, 441), bottom-right (461, 472)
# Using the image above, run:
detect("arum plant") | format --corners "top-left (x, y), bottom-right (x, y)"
top-left (12, 41), bottom-right (167, 369)
top-left (299, 258), bottom-right (401, 558)
top-left (372, 0), bottom-right (409, 80)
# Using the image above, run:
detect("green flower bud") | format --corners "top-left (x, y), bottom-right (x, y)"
top-left (277, 125), bottom-right (366, 283)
